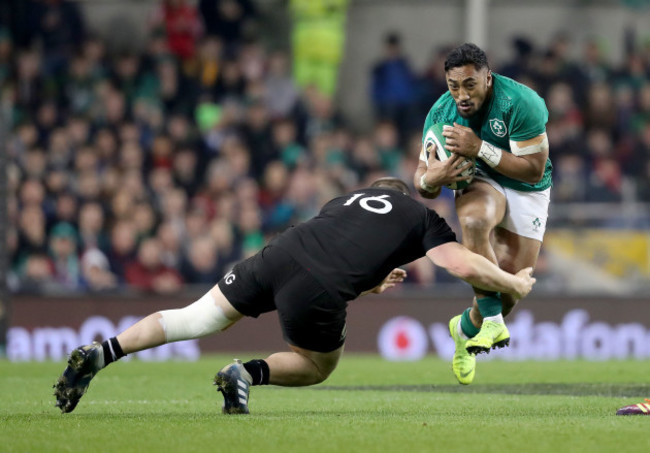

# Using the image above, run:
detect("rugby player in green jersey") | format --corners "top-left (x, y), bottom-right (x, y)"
top-left (414, 43), bottom-right (551, 385)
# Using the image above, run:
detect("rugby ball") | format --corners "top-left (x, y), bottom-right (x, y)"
top-left (423, 123), bottom-right (475, 190)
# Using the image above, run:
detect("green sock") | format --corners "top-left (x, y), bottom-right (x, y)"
top-left (460, 308), bottom-right (480, 338)
top-left (476, 294), bottom-right (502, 318)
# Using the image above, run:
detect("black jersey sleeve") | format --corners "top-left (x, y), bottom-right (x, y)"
top-left (422, 209), bottom-right (457, 251)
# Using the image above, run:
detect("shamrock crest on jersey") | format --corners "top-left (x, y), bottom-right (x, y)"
top-left (489, 118), bottom-right (508, 137)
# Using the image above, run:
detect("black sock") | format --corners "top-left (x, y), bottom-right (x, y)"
top-left (101, 337), bottom-right (126, 367)
top-left (243, 359), bottom-right (270, 386)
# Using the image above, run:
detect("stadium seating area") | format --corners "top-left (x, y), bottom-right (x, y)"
top-left (4, 1), bottom-right (650, 294)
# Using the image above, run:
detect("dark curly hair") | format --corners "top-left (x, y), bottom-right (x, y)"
top-left (444, 43), bottom-right (490, 72)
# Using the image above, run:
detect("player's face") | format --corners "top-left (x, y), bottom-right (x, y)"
top-left (446, 65), bottom-right (492, 118)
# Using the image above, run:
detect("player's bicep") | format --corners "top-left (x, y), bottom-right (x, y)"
top-left (510, 134), bottom-right (548, 173)
top-left (425, 242), bottom-right (471, 277)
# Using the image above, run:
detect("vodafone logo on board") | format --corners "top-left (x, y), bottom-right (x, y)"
top-left (377, 316), bottom-right (429, 361)
top-left (377, 309), bottom-right (650, 362)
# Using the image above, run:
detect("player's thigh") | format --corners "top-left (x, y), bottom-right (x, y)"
top-left (275, 267), bottom-right (347, 355)
top-left (217, 248), bottom-right (277, 318)
top-left (288, 343), bottom-right (344, 379)
top-left (455, 179), bottom-right (507, 230)
top-left (493, 186), bottom-right (549, 273)
top-left (494, 227), bottom-right (543, 274)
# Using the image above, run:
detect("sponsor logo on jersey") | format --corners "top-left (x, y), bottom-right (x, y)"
top-left (489, 118), bottom-right (508, 137)
top-left (224, 271), bottom-right (236, 284)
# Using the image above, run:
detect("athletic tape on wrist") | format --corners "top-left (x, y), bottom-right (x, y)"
top-left (419, 174), bottom-right (437, 193)
top-left (478, 141), bottom-right (503, 168)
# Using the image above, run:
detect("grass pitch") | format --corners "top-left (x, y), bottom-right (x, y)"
top-left (1, 355), bottom-right (648, 453)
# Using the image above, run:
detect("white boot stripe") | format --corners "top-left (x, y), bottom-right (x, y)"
top-left (237, 379), bottom-right (247, 389)
top-left (238, 389), bottom-right (247, 398)
top-left (238, 397), bottom-right (247, 405)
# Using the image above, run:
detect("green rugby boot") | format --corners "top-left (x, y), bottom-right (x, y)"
top-left (465, 320), bottom-right (510, 355)
top-left (448, 315), bottom-right (476, 385)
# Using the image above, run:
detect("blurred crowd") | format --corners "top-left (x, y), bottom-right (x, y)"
top-left (3, 1), bottom-right (650, 295)
top-left (4, 0), bottom-right (423, 295)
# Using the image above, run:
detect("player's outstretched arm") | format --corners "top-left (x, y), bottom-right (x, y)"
top-left (426, 242), bottom-right (535, 299)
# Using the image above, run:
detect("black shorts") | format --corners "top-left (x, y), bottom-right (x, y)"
top-left (218, 245), bottom-right (347, 353)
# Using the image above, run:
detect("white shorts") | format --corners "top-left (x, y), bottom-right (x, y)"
top-left (466, 174), bottom-right (551, 242)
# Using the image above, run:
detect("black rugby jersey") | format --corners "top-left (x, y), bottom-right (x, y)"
top-left (272, 188), bottom-right (456, 302)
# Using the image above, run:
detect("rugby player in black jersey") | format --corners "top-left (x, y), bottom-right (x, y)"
top-left (54, 177), bottom-right (535, 414)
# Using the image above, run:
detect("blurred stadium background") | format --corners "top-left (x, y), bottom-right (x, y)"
top-left (1, 0), bottom-right (650, 362)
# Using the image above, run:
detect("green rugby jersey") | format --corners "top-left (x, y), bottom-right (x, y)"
top-left (422, 73), bottom-right (552, 192)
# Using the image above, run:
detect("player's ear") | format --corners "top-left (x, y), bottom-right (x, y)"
top-left (486, 70), bottom-right (492, 87)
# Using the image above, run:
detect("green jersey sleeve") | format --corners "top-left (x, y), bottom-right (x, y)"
top-left (508, 90), bottom-right (549, 142)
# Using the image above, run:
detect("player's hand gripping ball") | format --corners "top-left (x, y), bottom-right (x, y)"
top-left (424, 123), bottom-right (475, 190)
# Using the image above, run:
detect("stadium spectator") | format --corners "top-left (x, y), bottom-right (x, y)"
top-left (209, 217), bottom-right (241, 272)
top-left (14, 205), bottom-right (49, 276)
top-left (78, 202), bottom-right (109, 252)
top-left (0, 28), bottom-right (13, 87)
top-left (265, 51), bottom-right (300, 119)
top-left (106, 221), bottom-right (138, 283)
top-left (289, 0), bottom-right (348, 98)
top-left (199, 0), bottom-right (257, 53)
top-left (499, 36), bottom-right (536, 82)
top-left (180, 234), bottom-right (220, 285)
top-left (18, 253), bottom-right (56, 293)
top-left (577, 38), bottom-right (611, 88)
top-left (271, 117), bottom-right (306, 169)
top-left (584, 82), bottom-right (617, 132)
top-left (125, 237), bottom-right (184, 293)
top-left (553, 154), bottom-right (588, 203)
top-left (14, 49), bottom-right (47, 118)
top-left (418, 45), bottom-right (454, 120)
top-left (151, 0), bottom-right (202, 62)
top-left (81, 248), bottom-right (118, 292)
top-left (373, 121), bottom-right (402, 173)
top-left (23, 0), bottom-right (85, 76)
top-left (371, 32), bottom-right (418, 142)
top-left (157, 221), bottom-right (184, 269)
top-left (48, 221), bottom-right (82, 291)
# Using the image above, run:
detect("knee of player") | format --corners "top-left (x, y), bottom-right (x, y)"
top-left (310, 357), bottom-right (339, 384)
top-left (158, 292), bottom-right (235, 342)
top-left (459, 214), bottom-right (493, 238)
top-left (313, 367), bottom-right (334, 384)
